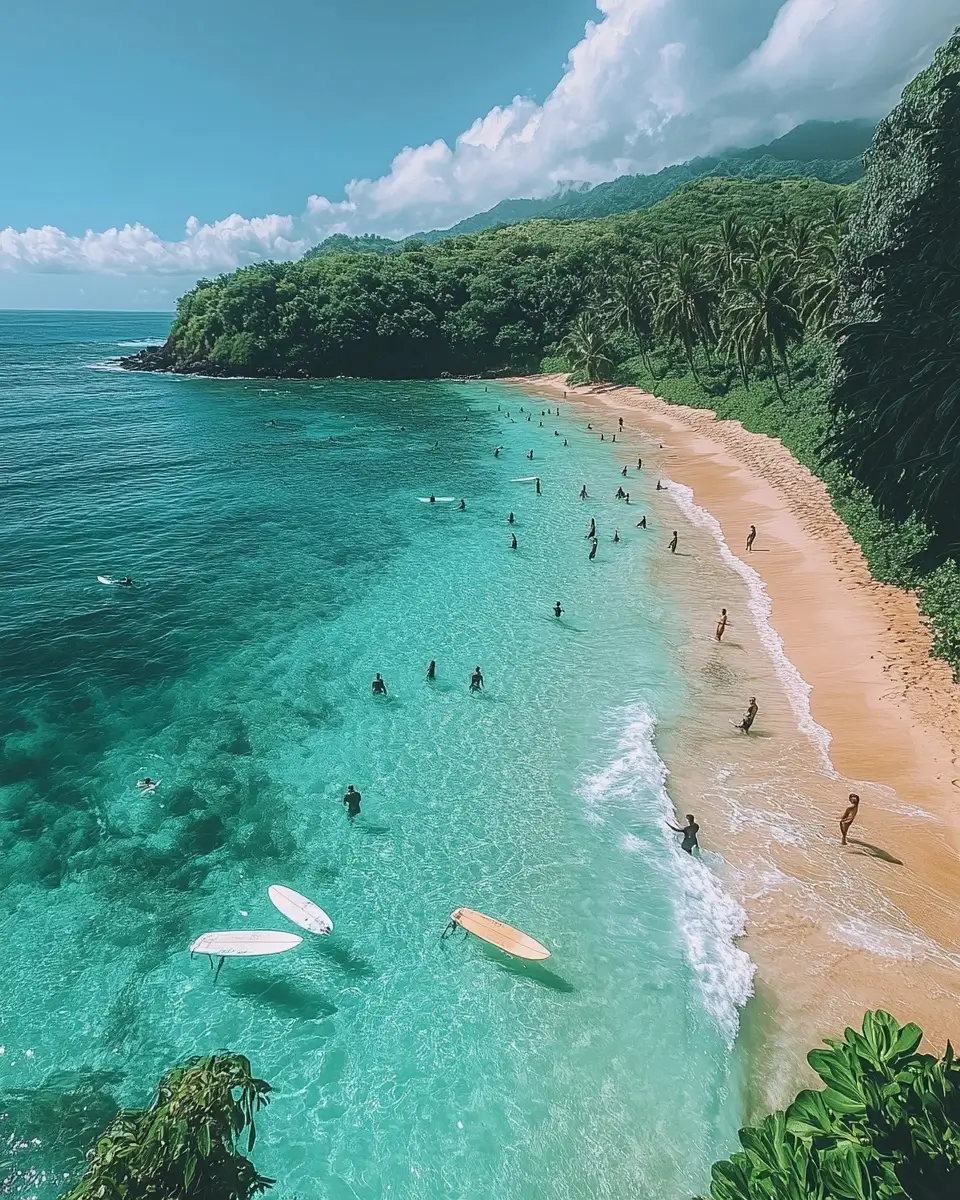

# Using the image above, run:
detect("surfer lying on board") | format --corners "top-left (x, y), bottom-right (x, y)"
top-left (668, 814), bottom-right (700, 854)
top-left (736, 697), bottom-right (758, 733)
top-left (137, 777), bottom-right (158, 791)
top-left (118, 577), bottom-right (134, 586)
top-left (372, 673), bottom-right (388, 695)
top-left (343, 785), bottom-right (362, 820)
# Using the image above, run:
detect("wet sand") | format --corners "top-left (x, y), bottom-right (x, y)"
top-left (514, 374), bottom-right (960, 1109)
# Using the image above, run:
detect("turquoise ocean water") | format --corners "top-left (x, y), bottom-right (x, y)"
top-left (1, 312), bottom-right (750, 1198)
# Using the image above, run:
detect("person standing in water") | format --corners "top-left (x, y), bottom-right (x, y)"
top-left (839, 793), bottom-right (860, 845)
top-left (470, 665), bottom-right (484, 692)
top-left (588, 539), bottom-right (598, 561)
top-left (736, 697), bottom-right (758, 733)
top-left (535, 477), bottom-right (541, 495)
top-left (637, 457), bottom-right (642, 470)
top-left (636, 516), bottom-right (647, 529)
top-left (372, 673), bottom-right (388, 696)
top-left (586, 518), bottom-right (596, 539)
top-left (746, 525), bottom-right (757, 552)
top-left (656, 480), bottom-right (664, 491)
top-left (343, 784), bottom-right (362, 821)
top-left (621, 465), bottom-right (628, 477)
top-left (426, 660), bottom-right (436, 680)
top-left (613, 529), bottom-right (620, 543)
top-left (554, 601), bottom-right (563, 618)
top-left (716, 609), bottom-right (728, 642)
top-left (458, 499), bottom-right (466, 510)
top-left (579, 484), bottom-right (588, 500)
top-left (510, 532), bottom-right (518, 549)
top-left (669, 531), bottom-right (678, 553)
top-left (619, 416), bottom-right (624, 431)
top-left (667, 814), bottom-right (700, 854)
top-left (527, 449), bottom-right (534, 459)
top-left (507, 512), bottom-right (515, 525)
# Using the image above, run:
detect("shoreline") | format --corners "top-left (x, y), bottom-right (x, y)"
top-left (512, 373), bottom-right (960, 1096)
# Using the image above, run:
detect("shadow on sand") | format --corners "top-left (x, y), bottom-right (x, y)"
top-left (847, 838), bottom-right (904, 866)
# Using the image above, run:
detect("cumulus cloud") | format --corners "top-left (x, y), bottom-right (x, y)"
top-left (1, 0), bottom-right (955, 278)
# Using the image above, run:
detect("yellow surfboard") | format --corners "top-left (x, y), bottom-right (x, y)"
top-left (450, 907), bottom-right (551, 961)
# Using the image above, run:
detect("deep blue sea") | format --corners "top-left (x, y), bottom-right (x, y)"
top-left (0, 312), bottom-right (750, 1199)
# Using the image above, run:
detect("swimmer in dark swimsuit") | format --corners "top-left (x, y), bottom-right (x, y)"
top-left (579, 485), bottom-right (588, 500)
top-left (668, 814), bottom-right (700, 854)
top-left (494, 447), bottom-right (501, 457)
top-left (616, 487), bottom-right (625, 499)
top-left (619, 417), bottom-right (624, 431)
top-left (535, 477), bottom-right (541, 495)
top-left (586, 518), bottom-right (596, 539)
top-left (736, 697), bottom-right (758, 733)
top-left (429, 495), bottom-right (436, 503)
top-left (554, 601), bottom-right (563, 618)
top-left (613, 529), bottom-right (620, 543)
top-left (426, 659), bottom-right (436, 680)
top-left (470, 666), bottom-right (484, 692)
top-left (527, 450), bottom-right (534, 459)
top-left (588, 539), bottom-right (598, 561)
top-left (621, 466), bottom-right (628, 477)
top-left (508, 512), bottom-right (515, 525)
top-left (669, 531), bottom-right (678, 553)
top-left (458, 499), bottom-right (466, 510)
top-left (511, 533), bottom-right (518, 549)
top-left (636, 516), bottom-right (646, 529)
top-left (372, 673), bottom-right (388, 696)
top-left (343, 785), bottom-right (362, 821)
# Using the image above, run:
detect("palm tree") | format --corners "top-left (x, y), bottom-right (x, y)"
top-left (562, 310), bottom-right (616, 382)
top-left (606, 268), bottom-right (658, 375)
top-left (802, 230), bottom-right (844, 333)
top-left (742, 222), bottom-right (777, 266)
top-left (721, 256), bottom-right (804, 395)
top-left (656, 252), bottom-right (717, 379)
top-left (779, 218), bottom-right (818, 284)
top-left (706, 216), bottom-right (747, 289)
top-left (62, 1053), bottom-right (274, 1200)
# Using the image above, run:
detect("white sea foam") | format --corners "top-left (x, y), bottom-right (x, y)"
top-left (579, 702), bottom-right (755, 1045)
top-left (666, 480), bottom-right (836, 774)
top-left (832, 914), bottom-right (960, 969)
top-left (115, 339), bottom-right (165, 347)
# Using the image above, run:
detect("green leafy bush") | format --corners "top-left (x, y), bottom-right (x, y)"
top-left (703, 1011), bottom-right (960, 1199)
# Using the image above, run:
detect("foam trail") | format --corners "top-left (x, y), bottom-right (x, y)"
top-left (666, 480), bottom-right (836, 775)
top-left (579, 703), bottom-right (755, 1045)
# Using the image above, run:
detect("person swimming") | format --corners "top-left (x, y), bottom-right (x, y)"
top-left (586, 518), bottom-right (596, 538)
top-left (136, 777), bottom-right (158, 790)
top-left (588, 539), bottom-right (598, 561)
top-left (613, 529), bottom-right (620, 543)
top-left (621, 465), bottom-right (628, 477)
top-left (372, 673), bottom-right (388, 695)
top-left (563, 438), bottom-right (568, 447)
top-left (494, 447), bottom-right (501, 457)
top-left (716, 608), bottom-right (728, 641)
top-left (507, 512), bottom-right (515, 524)
top-left (470, 665), bottom-right (484, 692)
top-left (736, 696), bottom-right (758, 733)
top-left (668, 814), bottom-right (700, 854)
top-left (458, 499), bottom-right (466, 510)
top-left (554, 430), bottom-right (559, 436)
top-left (616, 487), bottom-right (625, 499)
top-left (669, 531), bottom-right (678, 553)
top-left (510, 532), bottom-right (518, 549)
top-left (636, 516), bottom-right (647, 528)
top-left (343, 784), bottom-right (362, 821)
top-left (527, 450), bottom-right (534, 459)
top-left (118, 577), bottom-right (134, 586)
top-left (426, 659), bottom-right (436, 680)
top-left (554, 601), bottom-right (563, 618)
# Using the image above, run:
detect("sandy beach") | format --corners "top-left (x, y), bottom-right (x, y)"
top-left (514, 373), bottom-right (960, 1108)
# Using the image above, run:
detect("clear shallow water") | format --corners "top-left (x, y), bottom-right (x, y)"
top-left (0, 312), bottom-right (748, 1198)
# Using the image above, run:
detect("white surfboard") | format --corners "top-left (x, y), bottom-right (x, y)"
top-left (418, 497), bottom-right (455, 503)
top-left (136, 777), bottom-right (162, 793)
top-left (511, 477), bottom-right (539, 483)
top-left (268, 885), bottom-right (333, 936)
top-left (97, 575), bottom-right (115, 585)
top-left (189, 930), bottom-right (302, 956)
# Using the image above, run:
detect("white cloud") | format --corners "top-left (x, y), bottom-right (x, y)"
top-left (1, 0), bottom-right (955, 280)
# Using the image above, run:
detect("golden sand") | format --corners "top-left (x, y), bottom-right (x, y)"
top-left (514, 375), bottom-right (960, 1109)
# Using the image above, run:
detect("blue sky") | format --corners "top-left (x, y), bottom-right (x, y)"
top-left (1, 0), bottom-right (956, 309)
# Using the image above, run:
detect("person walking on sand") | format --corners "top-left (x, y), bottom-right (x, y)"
top-left (746, 525), bottom-right (757, 552)
top-left (619, 416), bottom-right (624, 431)
top-left (667, 814), bottom-right (700, 854)
top-left (343, 784), bottom-right (362, 821)
top-left (736, 696), bottom-right (758, 733)
top-left (839, 793), bottom-right (860, 845)
top-left (716, 608), bottom-right (728, 642)
top-left (637, 457), bottom-right (642, 470)
top-left (669, 531), bottom-right (678, 554)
